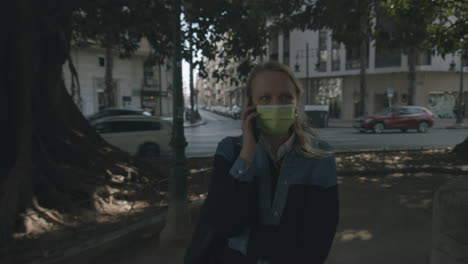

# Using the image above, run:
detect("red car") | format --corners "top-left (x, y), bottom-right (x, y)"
top-left (354, 106), bottom-right (434, 133)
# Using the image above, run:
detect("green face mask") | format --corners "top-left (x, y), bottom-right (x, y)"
top-left (256, 104), bottom-right (296, 135)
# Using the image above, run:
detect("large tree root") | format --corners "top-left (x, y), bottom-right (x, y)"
top-left (453, 136), bottom-right (468, 156)
top-left (31, 197), bottom-right (74, 229)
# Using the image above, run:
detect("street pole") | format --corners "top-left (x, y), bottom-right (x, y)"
top-left (159, 62), bottom-right (163, 116)
top-left (306, 42), bottom-right (309, 104)
top-left (189, 22), bottom-right (196, 122)
top-left (456, 52), bottom-right (465, 124)
top-left (160, 0), bottom-right (189, 244)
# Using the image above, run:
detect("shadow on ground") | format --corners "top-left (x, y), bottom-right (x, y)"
top-left (327, 172), bottom-right (462, 264)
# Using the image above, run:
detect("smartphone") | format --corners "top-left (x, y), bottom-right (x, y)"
top-left (249, 108), bottom-right (259, 142)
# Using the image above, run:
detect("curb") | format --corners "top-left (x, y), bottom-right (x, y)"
top-left (334, 146), bottom-right (452, 154)
top-left (324, 126), bottom-right (465, 130)
top-left (186, 146), bottom-right (453, 159)
top-left (28, 200), bottom-right (205, 264)
top-left (445, 124), bottom-right (468, 129)
top-left (184, 118), bottom-right (206, 128)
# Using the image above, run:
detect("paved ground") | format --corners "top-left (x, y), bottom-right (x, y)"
top-left (328, 118), bottom-right (468, 129)
top-left (96, 171), bottom-right (459, 264)
top-left (185, 110), bottom-right (468, 157)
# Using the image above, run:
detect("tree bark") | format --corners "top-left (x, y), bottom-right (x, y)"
top-left (104, 40), bottom-right (116, 108)
top-left (189, 22), bottom-right (196, 123)
top-left (159, 0), bottom-right (190, 245)
top-left (0, 0), bottom-right (36, 244)
top-left (359, 39), bottom-right (368, 116)
top-left (0, 0), bottom-right (142, 245)
top-left (453, 136), bottom-right (468, 156)
top-left (358, 9), bottom-right (368, 117)
top-left (431, 178), bottom-right (468, 264)
top-left (407, 51), bottom-right (416, 106)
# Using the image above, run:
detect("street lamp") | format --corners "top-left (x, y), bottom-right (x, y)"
top-left (294, 43), bottom-right (321, 104)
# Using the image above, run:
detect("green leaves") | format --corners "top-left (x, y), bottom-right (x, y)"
top-left (73, 0), bottom-right (172, 59)
top-left (375, 0), bottom-right (467, 57)
top-left (182, 0), bottom-right (273, 84)
top-left (429, 0), bottom-right (468, 56)
top-left (374, 0), bottom-right (438, 55)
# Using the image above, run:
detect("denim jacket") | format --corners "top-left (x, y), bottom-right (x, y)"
top-left (211, 134), bottom-right (338, 264)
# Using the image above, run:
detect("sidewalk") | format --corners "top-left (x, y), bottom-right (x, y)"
top-left (103, 171), bottom-right (451, 264)
top-left (184, 118), bottom-right (205, 128)
top-left (328, 118), bottom-right (468, 129)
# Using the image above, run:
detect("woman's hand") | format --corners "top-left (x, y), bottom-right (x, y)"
top-left (239, 105), bottom-right (258, 163)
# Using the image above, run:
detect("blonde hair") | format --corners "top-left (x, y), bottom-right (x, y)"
top-left (245, 61), bottom-right (332, 158)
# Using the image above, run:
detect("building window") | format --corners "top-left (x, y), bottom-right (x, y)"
top-left (283, 31), bottom-right (290, 66)
top-left (269, 33), bottom-right (279, 61)
top-left (143, 61), bottom-right (155, 87)
top-left (332, 40), bottom-right (340, 71)
top-left (98, 56), bottom-right (106, 67)
top-left (318, 30), bottom-right (328, 72)
top-left (416, 52), bottom-right (431, 66)
top-left (346, 43), bottom-right (369, 70)
top-left (375, 41), bottom-right (401, 68)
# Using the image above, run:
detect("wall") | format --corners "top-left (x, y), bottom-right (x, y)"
top-left (63, 47), bottom-right (145, 116)
top-left (63, 47), bottom-right (174, 117)
top-left (287, 29), bottom-right (464, 80)
top-left (341, 72), bottom-right (468, 119)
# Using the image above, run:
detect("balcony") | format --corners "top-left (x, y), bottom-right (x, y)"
top-left (142, 78), bottom-right (160, 90)
top-left (375, 55), bottom-right (401, 68)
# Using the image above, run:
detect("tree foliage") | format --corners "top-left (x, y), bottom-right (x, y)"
top-left (429, 0), bottom-right (468, 56)
top-left (374, 0), bottom-right (437, 53)
top-left (72, 0), bottom-right (277, 87)
top-left (72, 0), bottom-right (172, 58)
top-left (183, 0), bottom-right (275, 85)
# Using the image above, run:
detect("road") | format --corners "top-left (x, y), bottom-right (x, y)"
top-left (184, 110), bottom-right (468, 158)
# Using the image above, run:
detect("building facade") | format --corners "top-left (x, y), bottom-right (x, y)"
top-left (63, 39), bottom-right (173, 117)
top-left (267, 29), bottom-right (468, 120)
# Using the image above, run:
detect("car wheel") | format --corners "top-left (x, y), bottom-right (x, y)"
top-left (373, 123), bottom-right (384, 134)
top-left (358, 129), bottom-right (366, 133)
top-left (417, 121), bottom-right (429, 133)
top-left (401, 129), bottom-right (408, 133)
top-left (139, 144), bottom-right (160, 160)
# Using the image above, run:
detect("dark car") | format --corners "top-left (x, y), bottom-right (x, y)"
top-left (354, 106), bottom-right (434, 134)
top-left (87, 107), bottom-right (151, 123)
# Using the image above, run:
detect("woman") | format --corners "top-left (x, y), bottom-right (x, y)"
top-left (185, 61), bottom-right (339, 264)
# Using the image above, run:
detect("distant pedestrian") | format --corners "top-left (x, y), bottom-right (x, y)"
top-left (185, 61), bottom-right (339, 264)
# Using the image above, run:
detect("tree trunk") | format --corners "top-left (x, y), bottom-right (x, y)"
top-left (104, 40), bottom-right (115, 108)
top-left (1, 0), bottom-right (36, 244)
top-left (189, 22), bottom-right (196, 123)
top-left (407, 51), bottom-right (416, 106)
top-left (67, 53), bottom-right (82, 110)
top-left (359, 39), bottom-right (368, 116)
top-left (1, 0), bottom-right (142, 245)
top-left (431, 178), bottom-right (468, 264)
top-left (453, 136), bottom-right (468, 156)
top-left (159, 0), bottom-right (190, 244)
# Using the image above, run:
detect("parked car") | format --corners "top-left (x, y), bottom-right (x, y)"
top-left (221, 106), bottom-right (231, 117)
top-left (231, 105), bottom-right (241, 119)
top-left (87, 107), bottom-right (151, 123)
top-left (353, 106), bottom-right (434, 134)
top-left (90, 115), bottom-right (171, 160)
